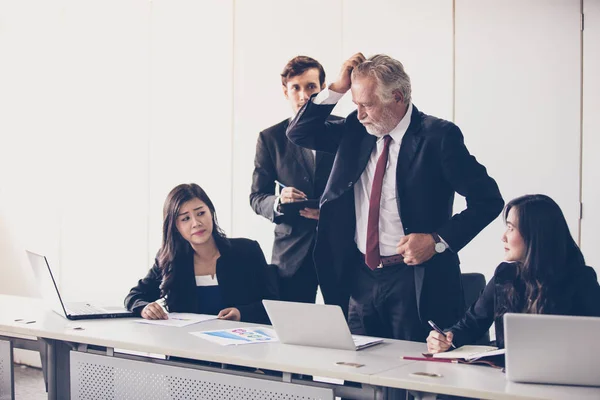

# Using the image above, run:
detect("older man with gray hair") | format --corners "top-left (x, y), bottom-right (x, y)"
top-left (287, 53), bottom-right (504, 342)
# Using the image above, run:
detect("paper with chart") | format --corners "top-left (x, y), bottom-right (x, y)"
top-left (135, 313), bottom-right (217, 328)
top-left (191, 327), bottom-right (278, 346)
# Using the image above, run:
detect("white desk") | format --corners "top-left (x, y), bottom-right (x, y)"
top-left (1, 294), bottom-right (599, 400)
top-left (372, 361), bottom-right (600, 400)
top-left (0, 295), bottom-right (417, 399)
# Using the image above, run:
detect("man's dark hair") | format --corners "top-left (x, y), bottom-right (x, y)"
top-left (281, 56), bottom-right (325, 87)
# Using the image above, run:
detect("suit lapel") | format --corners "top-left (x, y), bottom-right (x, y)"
top-left (302, 148), bottom-right (316, 181)
top-left (279, 118), bottom-right (312, 183)
top-left (315, 151), bottom-right (324, 175)
top-left (289, 145), bottom-right (314, 182)
top-left (396, 106), bottom-right (423, 202)
top-left (181, 251), bottom-right (198, 312)
top-left (355, 134), bottom-right (377, 182)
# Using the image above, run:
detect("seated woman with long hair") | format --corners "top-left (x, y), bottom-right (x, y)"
top-left (125, 183), bottom-right (277, 324)
top-left (427, 194), bottom-right (600, 353)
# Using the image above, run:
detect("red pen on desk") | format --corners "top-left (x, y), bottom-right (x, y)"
top-left (403, 356), bottom-right (458, 364)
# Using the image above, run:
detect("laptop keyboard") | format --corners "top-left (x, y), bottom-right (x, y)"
top-left (66, 302), bottom-right (105, 315)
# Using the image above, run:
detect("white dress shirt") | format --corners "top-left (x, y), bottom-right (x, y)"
top-left (315, 88), bottom-right (410, 256)
top-left (352, 105), bottom-right (413, 256)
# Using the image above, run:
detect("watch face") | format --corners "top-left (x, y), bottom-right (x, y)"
top-left (435, 242), bottom-right (446, 253)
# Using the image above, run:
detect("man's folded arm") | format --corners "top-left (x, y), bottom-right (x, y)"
top-left (436, 125), bottom-right (504, 252)
top-left (286, 90), bottom-right (345, 154)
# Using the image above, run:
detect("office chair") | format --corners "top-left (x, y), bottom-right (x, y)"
top-left (460, 272), bottom-right (490, 344)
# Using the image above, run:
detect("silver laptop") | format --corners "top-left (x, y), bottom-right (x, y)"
top-left (262, 300), bottom-right (383, 351)
top-left (26, 250), bottom-right (134, 320)
top-left (504, 313), bottom-right (600, 386)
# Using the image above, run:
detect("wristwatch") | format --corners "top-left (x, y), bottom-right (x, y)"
top-left (431, 233), bottom-right (447, 254)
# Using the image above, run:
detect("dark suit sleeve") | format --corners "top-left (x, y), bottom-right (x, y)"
top-left (436, 125), bottom-right (504, 252)
top-left (250, 131), bottom-right (282, 223)
top-left (236, 241), bottom-right (279, 324)
top-left (286, 95), bottom-right (345, 154)
top-left (450, 278), bottom-right (496, 347)
top-left (124, 260), bottom-right (162, 315)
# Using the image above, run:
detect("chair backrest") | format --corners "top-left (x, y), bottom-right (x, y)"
top-left (461, 272), bottom-right (490, 344)
top-left (461, 272), bottom-right (486, 311)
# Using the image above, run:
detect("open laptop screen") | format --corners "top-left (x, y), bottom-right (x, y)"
top-left (26, 250), bottom-right (68, 318)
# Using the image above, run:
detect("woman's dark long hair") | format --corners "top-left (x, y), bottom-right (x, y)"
top-left (157, 183), bottom-right (228, 299)
top-left (501, 194), bottom-right (585, 314)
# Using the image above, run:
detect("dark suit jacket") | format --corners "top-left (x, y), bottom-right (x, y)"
top-left (450, 262), bottom-right (600, 348)
top-left (286, 99), bottom-right (504, 328)
top-left (250, 117), bottom-right (340, 277)
top-left (124, 238), bottom-right (277, 324)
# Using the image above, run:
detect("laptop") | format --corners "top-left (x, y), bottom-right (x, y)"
top-left (262, 300), bottom-right (383, 351)
top-left (504, 313), bottom-right (600, 386)
top-left (26, 250), bottom-right (134, 320)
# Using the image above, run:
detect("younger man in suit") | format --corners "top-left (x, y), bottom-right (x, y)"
top-left (250, 56), bottom-right (340, 303)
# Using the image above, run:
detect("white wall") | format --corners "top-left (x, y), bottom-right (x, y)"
top-left (455, 0), bottom-right (583, 278)
top-left (581, 0), bottom-right (600, 276)
top-left (0, 0), bottom-right (597, 308)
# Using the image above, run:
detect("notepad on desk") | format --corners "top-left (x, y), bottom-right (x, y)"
top-left (430, 345), bottom-right (504, 360)
top-left (425, 345), bottom-right (506, 368)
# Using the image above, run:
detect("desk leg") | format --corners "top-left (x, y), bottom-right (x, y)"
top-left (407, 391), bottom-right (437, 400)
top-left (40, 339), bottom-right (70, 400)
top-left (379, 387), bottom-right (406, 400)
top-left (38, 339), bottom-right (48, 393)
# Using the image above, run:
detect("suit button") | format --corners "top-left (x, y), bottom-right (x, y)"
top-left (404, 227), bottom-right (409, 232)
top-left (304, 176), bottom-right (309, 181)
top-left (347, 182), bottom-right (353, 187)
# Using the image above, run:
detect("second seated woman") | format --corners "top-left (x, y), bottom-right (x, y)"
top-left (125, 183), bottom-right (277, 324)
top-left (427, 194), bottom-right (600, 353)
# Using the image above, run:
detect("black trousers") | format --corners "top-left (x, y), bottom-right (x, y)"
top-left (348, 259), bottom-right (429, 342)
top-left (278, 254), bottom-right (319, 304)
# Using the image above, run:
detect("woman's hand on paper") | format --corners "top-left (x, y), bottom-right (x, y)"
top-left (426, 330), bottom-right (454, 353)
top-left (218, 307), bottom-right (241, 321)
top-left (141, 302), bottom-right (168, 320)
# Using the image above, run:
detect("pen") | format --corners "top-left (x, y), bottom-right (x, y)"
top-left (274, 180), bottom-right (287, 188)
top-left (403, 356), bottom-right (458, 363)
top-left (428, 320), bottom-right (456, 349)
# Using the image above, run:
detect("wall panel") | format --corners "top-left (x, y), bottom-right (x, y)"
top-left (149, 0), bottom-right (234, 269)
top-left (581, 0), bottom-right (600, 275)
top-left (455, 0), bottom-right (581, 280)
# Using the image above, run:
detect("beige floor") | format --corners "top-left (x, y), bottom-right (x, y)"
top-left (13, 363), bottom-right (46, 400)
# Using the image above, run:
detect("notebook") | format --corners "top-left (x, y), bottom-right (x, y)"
top-left (26, 250), bottom-right (134, 320)
top-left (504, 313), bottom-right (600, 386)
top-left (429, 345), bottom-right (505, 361)
top-left (279, 199), bottom-right (319, 214)
top-left (262, 300), bottom-right (383, 351)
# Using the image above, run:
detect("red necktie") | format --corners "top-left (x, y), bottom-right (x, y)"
top-left (365, 135), bottom-right (392, 270)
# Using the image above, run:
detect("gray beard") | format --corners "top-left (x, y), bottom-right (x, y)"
top-left (360, 106), bottom-right (400, 137)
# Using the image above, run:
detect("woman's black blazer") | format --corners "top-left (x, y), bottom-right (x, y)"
top-left (124, 238), bottom-right (278, 324)
top-left (450, 261), bottom-right (600, 348)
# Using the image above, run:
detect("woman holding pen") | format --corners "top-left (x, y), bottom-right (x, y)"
top-left (427, 194), bottom-right (600, 353)
top-left (125, 183), bottom-right (278, 324)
